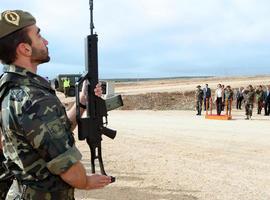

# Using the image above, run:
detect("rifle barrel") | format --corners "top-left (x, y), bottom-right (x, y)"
top-left (89, 0), bottom-right (94, 35)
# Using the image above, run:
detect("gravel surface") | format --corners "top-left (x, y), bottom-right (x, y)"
top-left (74, 110), bottom-right (270, 200)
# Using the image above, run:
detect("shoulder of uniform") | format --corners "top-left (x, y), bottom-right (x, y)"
top-left (2, 85), bottom-right (30, 104)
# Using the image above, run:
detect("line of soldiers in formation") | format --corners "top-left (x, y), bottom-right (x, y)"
top-left (195, 84), bottom-right (270, 120)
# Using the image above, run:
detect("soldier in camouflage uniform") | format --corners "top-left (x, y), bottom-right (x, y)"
top-left (0, 10), bottom-right (111, 199)
top-left (195, 85), bottom-right (204, 115)
top-left (224, 85), bottom-right (233, 114)
top-left (255, 85), bottom-right (264, 114)
top-left (243, 85), bottom-right (256, 120)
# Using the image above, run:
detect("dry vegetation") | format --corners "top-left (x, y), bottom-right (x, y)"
top-left (121, 91), bottom-right (195, 110)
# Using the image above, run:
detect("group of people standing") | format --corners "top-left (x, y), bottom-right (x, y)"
top-left (214, 84), bottom-right (234, 116)
top-left (235, 85), bottom-right (270, 118)
top-left (195, 83), bottom-right (270, 120)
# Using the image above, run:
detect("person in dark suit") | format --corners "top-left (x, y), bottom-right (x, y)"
top-left (264, 85), bottom-right (270, 115)
top-left (203, 84), bottom-right (211, 111)
top-left (236, 87), bottom-right (244, 109)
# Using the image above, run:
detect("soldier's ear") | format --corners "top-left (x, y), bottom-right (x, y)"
top-left (17, 43), bottom-right (32, 57)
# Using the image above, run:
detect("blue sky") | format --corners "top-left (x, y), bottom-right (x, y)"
top-left (1, 0), bottom-right (270, 79)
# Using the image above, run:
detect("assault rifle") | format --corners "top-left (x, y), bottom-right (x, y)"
top-left (75, 0), bottom-right (123, 182)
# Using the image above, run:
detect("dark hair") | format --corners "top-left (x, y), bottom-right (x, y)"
top-left (0, 27), bottom-right (32, 64)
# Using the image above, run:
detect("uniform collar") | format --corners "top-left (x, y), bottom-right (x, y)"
top-left (3, 64), bottom-right (51, 90)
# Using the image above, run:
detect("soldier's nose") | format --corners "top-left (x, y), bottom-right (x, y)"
top-left (43, 38), bottom-right (49, 45)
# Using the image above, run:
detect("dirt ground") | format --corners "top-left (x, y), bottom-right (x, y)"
top-left (73, 110), bottom-right (270, 200)
top-left (56, 75), bottom-right (270, 200)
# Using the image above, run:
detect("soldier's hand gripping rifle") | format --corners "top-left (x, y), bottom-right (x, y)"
top-left (75, 0), bottom-right (123, 183)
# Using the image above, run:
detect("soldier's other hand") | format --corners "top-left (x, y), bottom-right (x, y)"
top-left (94, 83), bottom-right (102, 97)
top-left (85, 174), bottom-right (111, 190)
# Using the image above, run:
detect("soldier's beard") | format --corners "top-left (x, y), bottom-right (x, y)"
top-left (31, 47), bottom-right (50, 64)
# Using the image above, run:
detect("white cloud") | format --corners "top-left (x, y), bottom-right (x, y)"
top-left (3, 1), bottom-right (269, 46)
top-left (1, 0), bottom-right (270, 78)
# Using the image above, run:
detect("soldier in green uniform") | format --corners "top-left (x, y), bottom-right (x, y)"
top-left (255, 85), bottom-right (264, 114)
top-left (243, 85), bottom-right (256, 120)
top-left (224, 85), bottom-right (234, 113)
top-left (0, 10), bottom-right (111, 199)
top-left (195, 85), bottom-right (204, 115)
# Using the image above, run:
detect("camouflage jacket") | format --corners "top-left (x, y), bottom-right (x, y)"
top-left (0, 65), bottom-right (82, 192)
top-left (255, 89), bottom-right (264, 101)
top-left (224, 89), bottom-right (233, 100)
top-left (244, 89), bottom-right (255, 104)
top-left (0, 150), bottom-right (13, 200)
top-left (195, 88), bottom-right (203, 101)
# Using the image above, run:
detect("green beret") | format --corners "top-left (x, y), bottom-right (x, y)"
top-left (0, 10), bottom-right (36, 39)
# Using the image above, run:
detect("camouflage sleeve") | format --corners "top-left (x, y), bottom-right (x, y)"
top-left (14, 91), bottom-right (82, 175)
top-left (47, 144), bottom-right (82, 174)
top-left (0, 132), bottom-right (2, 150)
